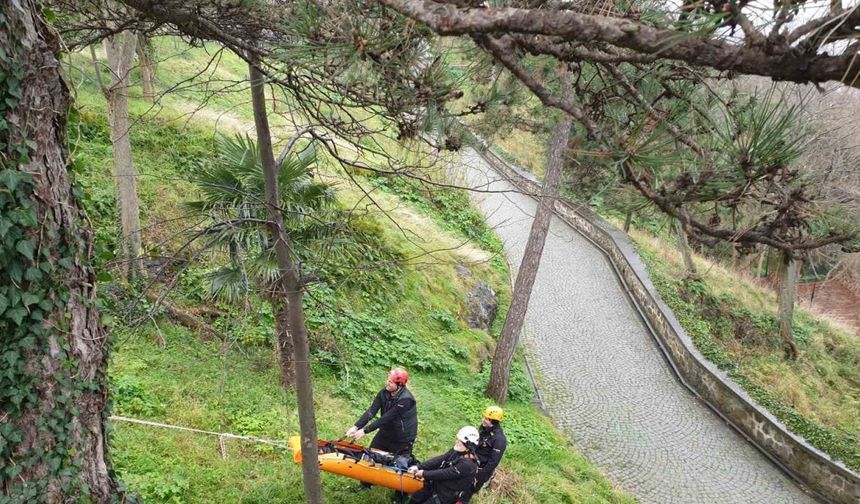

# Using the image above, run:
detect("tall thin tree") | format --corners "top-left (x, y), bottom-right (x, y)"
top-left (777, 252), bottom-right (801, 359)
top-left (249, 62), bottom-right (323, 503)
top-left (100, 28), bottom-right (144, 279)
top-left (487, 68), bottom-right (573, 403)
top-left (136, 33), bottom-right (157, 102)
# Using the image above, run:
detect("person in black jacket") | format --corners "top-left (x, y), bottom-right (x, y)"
top-left (347, 367), bottom-right (417, 455)
top-left (346, 368), bottom-right (417, 493)
top-left (462, 405), bottom-right (507, 502)
top-left (406, 426), bottom-right (480, 504)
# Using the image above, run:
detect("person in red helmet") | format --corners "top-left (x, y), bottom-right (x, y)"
top-left (346, 368), bottom-right (418, 491)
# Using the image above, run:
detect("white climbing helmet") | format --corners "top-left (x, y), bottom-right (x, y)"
top-left (457, 426), bottom-right (480, 446)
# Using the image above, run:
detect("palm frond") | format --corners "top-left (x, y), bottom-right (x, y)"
top-left (185, 131), bottom-right (349, 304)
top-left (208, 264), bottom-right (250, 303)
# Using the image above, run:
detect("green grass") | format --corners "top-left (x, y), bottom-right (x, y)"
top-left (630, 231), bottom-right (860, 471)
top-left (492, 132), bottom-right (547, 178)
top-left (69, 38), bottom-right (635, 504)
top-left (367, 172), bottom-right (509, 274)
top-left (109, 320), bottom-right (632, 503)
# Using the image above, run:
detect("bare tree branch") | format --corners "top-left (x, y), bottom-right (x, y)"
top-left (378, 0), bottom-right (860, 86)
top-left (477, 35), bottom-right (602, 139)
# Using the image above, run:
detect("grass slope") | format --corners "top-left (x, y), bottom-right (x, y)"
top-left (68, 40), bottom-right (635, 503)
top-left (631, 231), bottom-right (860, 470)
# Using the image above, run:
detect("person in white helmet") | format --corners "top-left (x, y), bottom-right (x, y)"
top-left (462, 405), bottom-right (507, 502)
top-left (406, 426), bottom-right (479, 504)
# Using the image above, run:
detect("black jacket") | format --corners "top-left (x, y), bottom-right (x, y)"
top-left (475, 423), bottom-right (506, 484)
top-left (355, 386), bottom-right (417, 444)
top-left (418, 449), bottom-right (478, 503)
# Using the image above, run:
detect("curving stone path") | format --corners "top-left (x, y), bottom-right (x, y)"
top-left (457, 149), bottom-right (818, 504)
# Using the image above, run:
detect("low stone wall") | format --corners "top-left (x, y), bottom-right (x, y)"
top-left (473, 145), bottom-right (860, 504)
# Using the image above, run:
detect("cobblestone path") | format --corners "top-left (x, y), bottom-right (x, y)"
top-left (458, 149), bottom-right (818, 504)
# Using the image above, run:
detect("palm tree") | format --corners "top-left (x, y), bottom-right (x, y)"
top-left (187, 133), bottom-right (336, 387)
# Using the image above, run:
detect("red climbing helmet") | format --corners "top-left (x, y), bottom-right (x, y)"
top-left (388, 367), bottom-right (409, 386)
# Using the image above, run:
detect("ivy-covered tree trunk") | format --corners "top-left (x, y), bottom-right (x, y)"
top-left (1, 1), bottom-right (122, 502)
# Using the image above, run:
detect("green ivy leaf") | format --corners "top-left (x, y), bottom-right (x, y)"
top-left (16, 239), bottom-right (35, 261)
top-left (12, 207), bottom-right (36, 227)
top-left (4, 351), bottom-right (18, 367)
top-left (0, 293), bottom-right (7, 316)
top-left (8, 393), bottom-right (23, 410)
top-left (7, 288), bottom-right (20, 306)
top-left (21, 292), bottom-right (39, 307)
top-left (6, 307), bottom-right (26, 326)
top-left (8, 262), bottom-right (22, 283)
top-left (25, 267), bottom-right (42, 282)
top-left (0, 170), bottom-right (25, 192)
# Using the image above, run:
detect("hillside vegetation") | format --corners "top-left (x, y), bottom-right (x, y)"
top-left (69, 40), bottom-right (635, 503)
top-left (631, 231), bottom-right (860, 470)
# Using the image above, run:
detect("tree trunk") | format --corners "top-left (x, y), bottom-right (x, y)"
top-left (104, 31), bottom-right (143, 280)
top-left (674, 218), bottom-right (698, 279)
top-left (136, 33), bottom-right (156, 102)
top-left (623, 210), bottom-right (633, 232)
top-left (757, 247), bottom-right (767, 278)
top-left (273, 298), bottom-right (297, 388)
top-left (486, 107), bottom-right (572, 404)
top-left (1, 2), bottom-right (122, 501)
top-left (777, 252), bottom-right (801, 360)
top-left (249, 62), bottom-right (322, 503)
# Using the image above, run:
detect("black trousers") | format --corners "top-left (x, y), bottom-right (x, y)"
top-left (370, 432), bottom-right (414, 456)
top-left (460, 471), bottom-right (490, 502)
top-left (407, 488), bottom-right (442, 504)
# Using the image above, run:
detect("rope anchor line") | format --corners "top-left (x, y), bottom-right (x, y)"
top-left (109, 415), bottom-right (291, 459)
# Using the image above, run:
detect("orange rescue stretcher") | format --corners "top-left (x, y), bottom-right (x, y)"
top-left (289, 436), bottom-right (424, 494)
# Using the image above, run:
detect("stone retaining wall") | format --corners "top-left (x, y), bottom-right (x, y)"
top-left (474, 145), bottom-right (860, 504)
